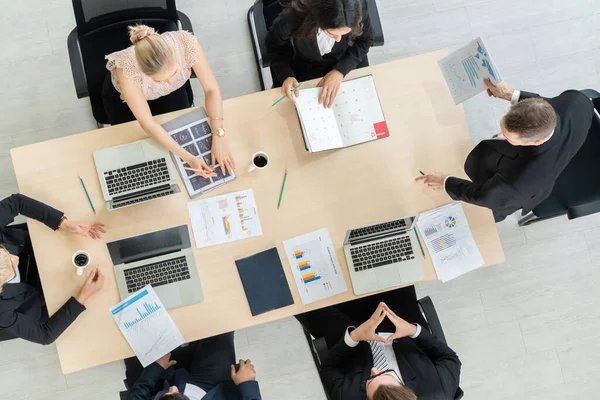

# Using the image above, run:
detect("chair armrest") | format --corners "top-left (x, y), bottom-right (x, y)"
top-left (568, 198), bottom-right (600, 220)
top-left (312, 337), bottom-right (329, 366)
top-left (417, 296), bottom-right (447, 345)
top-left (67, 27), bottom-right (89, 99)
top-left (177, 10), bottom-right (194, 34)
top-left (366, 0), bottom-right (384, 47)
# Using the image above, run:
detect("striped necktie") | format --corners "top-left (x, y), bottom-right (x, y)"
top-left (368, 340), bottom-right (389, 371)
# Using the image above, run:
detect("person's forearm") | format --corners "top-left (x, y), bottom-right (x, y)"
top-left (140, 120), bottom-right (195, 163)
top-left (205, 88), bottom-right (225, 131)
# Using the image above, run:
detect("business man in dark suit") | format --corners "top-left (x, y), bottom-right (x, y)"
top-left (296, 299), bottom-right (461, 400)
top-left (417, 80), bottom-right (595, 222)
top-left (127, 332), bottom-right (262, 400)
top-left (266, 0), bottom-right (374, 107)
top-left (0, 194), bottom-right (105, 344)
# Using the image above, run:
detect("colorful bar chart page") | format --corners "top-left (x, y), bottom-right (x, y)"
top-left (283, 228), bottom-right (347, 304)
top-left (438, 37), bottom-right (502, 104)
top-left (110, 285), bottom-right (184, 367)
top-left (187, 189), bottom-right (263, 248)
top-left (417, 202), bottom-right (484, 282)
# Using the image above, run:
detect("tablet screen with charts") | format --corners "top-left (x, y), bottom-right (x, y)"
top-left (163, 110), bottom-right (236, 198)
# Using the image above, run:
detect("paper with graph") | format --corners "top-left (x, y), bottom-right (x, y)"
top-left (417, 202), bottom-right (483, 282)
top-left (110, 285), bottom-right (184, 367)
top-left (438, 37), bottom-right (502, 104)
top-left (187, 189), bottom-right (263, 248)
top-left (283, 228), bottom-right (347, 304)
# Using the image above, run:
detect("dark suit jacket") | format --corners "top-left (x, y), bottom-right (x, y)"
top-left (321, 329), bottom-right (461, 400)
top-left (445, 90), bottom-right (594, 222)
top-left (266, 1), bottom-right (374, 85)
top-left (0, 194), bottom-right (86, 344)
top-left (128, 363), bottom-right (262, 400)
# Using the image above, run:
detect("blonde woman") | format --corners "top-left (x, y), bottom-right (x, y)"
top-left (0, 194), bottom-right (105, 344)
top-left (102, 25), bottom-right (234, 178)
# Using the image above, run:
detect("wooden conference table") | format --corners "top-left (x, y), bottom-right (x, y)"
top-left (11, 50), bottom-right (504, 373)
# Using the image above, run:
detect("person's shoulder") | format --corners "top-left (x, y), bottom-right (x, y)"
top-left (553, 90), bottom-right (593, 108)
top-left (105, 46), bottom-right (135, 67)
top-left (273, 7), bottom-right (300, 31)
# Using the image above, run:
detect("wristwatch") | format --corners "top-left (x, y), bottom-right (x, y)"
top-left (214, 127), bottom-right (226, 137)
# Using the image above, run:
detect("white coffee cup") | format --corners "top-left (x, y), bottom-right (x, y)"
top-left (72, 250), bottom-right (91, 276)
top-left (247, 151), bottom-right (269, 172)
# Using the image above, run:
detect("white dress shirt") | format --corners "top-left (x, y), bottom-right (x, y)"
top-left (7, 263), bottom-right (21, 284)
top-left (316, 29), bottom-right (336, 56)
top-left (184, 383), bottom-right (206, 399)
top-left (344, 324), bottom-right (422, 383)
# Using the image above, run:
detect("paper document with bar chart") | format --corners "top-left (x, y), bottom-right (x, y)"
top-left (283, 228), bottom-right (347, 304)
top-left (187, 189), bottom-right (263, 248)
top-left (110, 285), bottom-right (184, 367)
top-left (438, 37), bottom-right (502, 104)
top-left (417, 202), bottom-right (484, 282)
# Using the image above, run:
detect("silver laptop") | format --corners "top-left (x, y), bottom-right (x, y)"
top-left (93, 138), bottom-right (180, 211)
top-left (344, 216), bottom-right (425, 295)
top-left (107, 225), bottom-right (204, 310)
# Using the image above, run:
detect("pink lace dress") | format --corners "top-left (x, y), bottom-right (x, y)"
top-left (105, 31), bottom-right (200, 101)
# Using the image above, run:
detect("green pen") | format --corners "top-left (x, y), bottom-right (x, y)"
top-left (271, 84), bottom-right (302, 107)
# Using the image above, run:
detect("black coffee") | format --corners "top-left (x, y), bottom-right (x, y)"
top-left (253, 155), bottom-right (268, 168)
top-left (75, 254), bottom-right (89, 267)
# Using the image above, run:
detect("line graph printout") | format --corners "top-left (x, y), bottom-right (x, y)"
top-left (417, 202), bottom-right (484, 282)
top-left (187, 189), bottom-right (263, 248)
top-left (283, 228), bottom-right (347, 304)
top-left (110, 286), bottom-right (184, 367)
top-left (438, 37), bottom-right (502, 104)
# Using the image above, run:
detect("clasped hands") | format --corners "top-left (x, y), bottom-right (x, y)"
top-left (350, 302), bottom-right (417, 344)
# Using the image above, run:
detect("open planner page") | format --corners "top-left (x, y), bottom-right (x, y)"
top-left (332, 75), bottom-right (388, 147)
top-left (295, 88), bottom-right (344, 152)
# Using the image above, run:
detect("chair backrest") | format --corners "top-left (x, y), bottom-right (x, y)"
top-left (73, 0), bottom-right (178, 35)
top-left (532, 89), bottom-right (600, 220)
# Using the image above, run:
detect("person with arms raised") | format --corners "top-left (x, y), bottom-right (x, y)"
top-left (103, 25), bottom-right (234, 178)
top-left (266, 0), bottom-right (374, 108)
top-left (417, 80), bottom-right (594, 222)
top-left (0, 194), bottom-right (106, 344)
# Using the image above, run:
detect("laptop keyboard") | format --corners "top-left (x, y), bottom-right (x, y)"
top-left (112, 188), bottom-right (175, 209)
top-left (349, 219), bottom-right (407, 240)
top-left (124, 256), bottom-right (191, 294)
top-left (104, 158), bottom-right (170, 196)
top-left (350, 236), bottom-right (415, 272)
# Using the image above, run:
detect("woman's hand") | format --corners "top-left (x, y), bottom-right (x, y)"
top-left (76, 269), bottom-right (104, 306)
top-left (59, 219), bottom-right (106, 240)
top-left (188, 157), bottom-right (216, 179)
top-left (317, 70), bottom-right (343, 108)
top-left (211, 136), bottom-right (236, 175)
top-left (282, 77), bottom-right (300, 104)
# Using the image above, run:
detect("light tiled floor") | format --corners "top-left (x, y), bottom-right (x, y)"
top-left (1, 0), bottom-right (600, 398)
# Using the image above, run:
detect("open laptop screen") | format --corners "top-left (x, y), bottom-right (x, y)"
top-left (107, 225), bottom-right (191, 265)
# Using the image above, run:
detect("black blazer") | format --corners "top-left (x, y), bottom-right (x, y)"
top-left (0, 194), bottom-right (86, 345)
top-left (266, 1), bottom-right (374, 85)
top-left (321, 329), bottom-right (461, 400)
top-left (128, 363), bottom-right (262, 400)
top-left (446, 90), bottom-right (594, 222)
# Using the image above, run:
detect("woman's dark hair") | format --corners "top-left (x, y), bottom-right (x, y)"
top-left (288, 0), bottom-right (364, 44)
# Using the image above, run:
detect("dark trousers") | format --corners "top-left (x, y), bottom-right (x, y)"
top-left (272, 56), bottom-right (370, 87)
top-left (125, 332), bottom-right (236, 392)
top-left (296, 286), bottom-right (428, 349)
top-left (101, 73), bottom-right (193, 125)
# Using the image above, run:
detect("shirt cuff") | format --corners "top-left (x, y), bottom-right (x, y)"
top-left (443, 176), bottom-right (451, 192)
top-left (511, 90), bottom-right (521, 104)
top-left (344, 326), bottom-right (360, 347)
top-left (410, 324), bottom-right (422, 339)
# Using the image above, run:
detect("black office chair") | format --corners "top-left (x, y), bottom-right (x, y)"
top-left (302, 294), bottom-right (465, 400)
top-left (247, 0), bottom-right (385, 90)
top-left (518, 89), bottom-right (600, 226)
top-left (67, 0), bottom-right (195, 126)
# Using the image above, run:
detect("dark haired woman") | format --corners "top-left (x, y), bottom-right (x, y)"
top-left (266, 0), bottom-right (374, 108)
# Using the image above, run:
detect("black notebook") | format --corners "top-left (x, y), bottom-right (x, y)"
top-left (235, 248), bottom-right (294, 316)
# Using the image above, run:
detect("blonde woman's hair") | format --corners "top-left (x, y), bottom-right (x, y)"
top-left (0, 246), bottom-right (14, 293)
top-left (128, 24), bottom-right (175, 76)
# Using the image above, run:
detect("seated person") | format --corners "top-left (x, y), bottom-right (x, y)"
top-left (417, 79), bottom-right (595, 222)
top-left (296, 295), bottom-right (461, 400)
top-left (0, 194), bottom-right (105, 344)
top-left (103, 25), bottom-right (234, 178)
top-left (127, 332), bottom-right (262, 400)
top-left (266, 0), bottom-right (374, 108)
